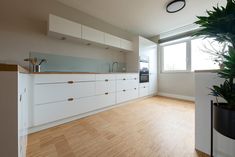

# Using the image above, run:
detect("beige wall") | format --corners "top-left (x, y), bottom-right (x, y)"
top-left (0, 0), bottom-right (135, 67)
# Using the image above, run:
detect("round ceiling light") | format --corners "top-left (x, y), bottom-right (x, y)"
top-left (166, 0), bottom-right (186, 13)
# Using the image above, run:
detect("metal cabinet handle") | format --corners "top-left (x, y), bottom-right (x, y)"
top-left (105, 79), bottom-right (109, 82)
top-left (105, 92), bottom-right (109, 95)
top-left (123, 78), bottom-right (126, 80)
top-left (134, 78), bottom-right (137, 80)
top-left (143, 86), bottom-right (146, 88)
top-left (134, 88), bottom-right (137, 90)
top-left (67, 81), bottom-right (74, 84)
top-left (68, 98), bottom-right (74, 101)
top-left (123, 89), bottom-right (126, 92)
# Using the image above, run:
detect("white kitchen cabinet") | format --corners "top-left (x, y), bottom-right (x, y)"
top-left (95, 93), bottom-right (116, 108)
top-left (139, 83), bottom-right (149, 97)
top-left (116, 79), bottom-right (138, 91)
top-left (34, 81), bottom-right (95, 105)
top-left (34, 74), bottom-right (96, 84)
top-left (82, 25), bottom-right (105, 44)
top-left (104, 33), bottom-right (121, 48)
top-left (116, 88), bottom-right (138, 104)
top-left (116, 74), bottom-right (139, 103)
top-left (48, 14), bottom-right (82, 40)
top-left (32, 73), bottom-right (140, 130)
top-left (149, 73), bottom-right (157, 95)
top-left (121, 38), bottom-right (133, 51)
top-left (95, 81), bottom-right (116, 95)
top-left (95, 74), bottom-right (116, 95)
top-left (0, 65), bottom-right (31, 157)
top-left (34, 96), bottom-right (96, 125)
top-left (116, 73), bottom-right (138, 80)
top-left (18, 73), bottom-right (30, 157)
top-left (47, 14), bottom-right (134, 52)
top-left (116, 74), bottom-right (138, 91)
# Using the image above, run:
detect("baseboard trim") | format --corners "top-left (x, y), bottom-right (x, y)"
top-left (157, 92), bottom-right (195, 101)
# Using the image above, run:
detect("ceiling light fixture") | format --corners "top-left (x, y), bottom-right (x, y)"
top-left (166, 0), bottom-right (186, 13)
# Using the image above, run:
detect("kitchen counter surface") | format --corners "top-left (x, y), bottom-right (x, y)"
top-left (0, 64), bottom-right (28, 73)
top-left (31, 72), bottom-right (138, 74)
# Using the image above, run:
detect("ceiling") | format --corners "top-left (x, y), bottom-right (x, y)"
top-left (57, 0), bottom-right (226, 37)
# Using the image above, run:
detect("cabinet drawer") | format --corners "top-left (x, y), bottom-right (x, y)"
top-left (34, 96), bottom-right (96, 125)
top-left (116, 74), bottom-right (138, 80)
top-left (117, 79), bottom-right (138, 91)
top-left (34, 82), bottom-right (95, 105)
top-left (95, 74), bottom-right (116, 81)
top-left (34, 74), bottom-right (96, 84)
top-left (116, 88), bottom-right (138, 104)
top-left (95, 81), bottom-right (116, 95)
top-left (95, 93), bottom-right (116, 108)
top-left (139, 87), bottom-right (149, 97)
top-left (139, 82), bottom-right (149, 88)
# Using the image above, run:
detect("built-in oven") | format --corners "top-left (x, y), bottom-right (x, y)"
top-left (139, 56), bottom-right (149, 83)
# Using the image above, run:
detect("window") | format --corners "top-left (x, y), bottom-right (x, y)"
top-left (163, 42), bottom-right (187, 71)
top-left (191, 38), bottom-right (226, 71)
top-left (161, 37), bottom-right (224, 72)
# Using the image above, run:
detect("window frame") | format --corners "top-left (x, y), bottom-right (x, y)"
top-left (160, 37), bottom-right (192, 73)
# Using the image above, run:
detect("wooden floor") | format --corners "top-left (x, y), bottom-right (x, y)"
top-left (27, 96), bottom-right (208, 157)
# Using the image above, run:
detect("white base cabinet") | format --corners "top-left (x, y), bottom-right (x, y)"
top-left (95, 93), bottom-right (116, 108)
top-left (0, 69), bottom-right (31, 157)
top-left (117, 89), bottom-right (138, 104)
top-left (139, 83), bottom-right (149, 97)
top-left (33, 73), bottom-right (140, 128)
top-left (34, 96), bottom-right (96, 125)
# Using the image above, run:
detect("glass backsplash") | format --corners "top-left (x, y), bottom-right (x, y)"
top-left (29, 52), bottom-right (126, 73)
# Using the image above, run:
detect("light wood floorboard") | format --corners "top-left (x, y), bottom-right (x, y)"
top-left (27, 96), bottom-right (209, 157)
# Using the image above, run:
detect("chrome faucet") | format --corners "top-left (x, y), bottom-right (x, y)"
top-left (112, 62), bottom-right (119, 72)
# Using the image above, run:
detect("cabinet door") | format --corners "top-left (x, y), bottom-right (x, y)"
top-left (120, 39), bottom-right (133, 51)
top-left (48, 14), bottom-right (82, 39)
top-left (95, 93), bottom-right (116, 108)
top-left (34, 82), bottom-right (95, 105)
top-left (104, 33), bottom-right (121, 48)
top-left (139, 87), bottom-right (149, 97)
top-left (148, 45), bottom-right (158, 74)
top-left (116, 88), bottom-right (138, 104)
top-left (116, 79), bottom-right (138, 91)
top-left (96, 80), bottom-right (116, 95)
top-left (82, 25), bottom-right (104, 44)
top-left (149, 73), bottom-right (157, 95)
top-left (34, 96), bottom-right (96, 125)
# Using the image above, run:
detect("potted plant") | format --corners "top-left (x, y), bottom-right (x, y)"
top-left (194, 0), bottom-right (235, 139)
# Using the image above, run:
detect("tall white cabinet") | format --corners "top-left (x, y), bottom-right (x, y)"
top-left (0, 65), bottom-right (31, 157)
top-left (126, 36), bottom-right (158, 96)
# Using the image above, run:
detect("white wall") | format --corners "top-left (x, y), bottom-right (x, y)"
top-left (0, 0), bottom-right (135, 67)
top-left (155, 46), bottom-right (195, 100)
top-left (158, 72), bottom-right (195, 100)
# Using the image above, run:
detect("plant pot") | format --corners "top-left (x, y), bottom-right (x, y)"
top-left (213, 103), bottom-right (235, 140)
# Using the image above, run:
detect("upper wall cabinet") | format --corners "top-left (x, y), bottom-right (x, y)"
top-left (104, 33), bottom-right (121, 48)
top-left (48, 14), bottom-right (82, 40)
top-left (81, 25), bottom-right (105, 44)
top-left (47, 14), bottom-right (133, 52)
top-left (121, 39), bottom-right (133, 51)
